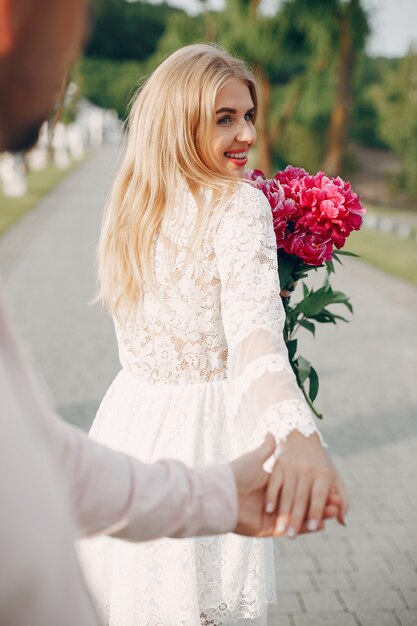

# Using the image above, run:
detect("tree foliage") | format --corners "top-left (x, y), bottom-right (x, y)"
top-left (80, 57), bottom-right (146, 118)
top-left (86, 0), bottom-right (177, 61)
top-left (366, 49), bottom-right (417, 193)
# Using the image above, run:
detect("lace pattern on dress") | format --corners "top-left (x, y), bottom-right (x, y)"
top-left (227, 352), bottom-right (292, 418)
top-left (257, 399), bottom-right (326, 447)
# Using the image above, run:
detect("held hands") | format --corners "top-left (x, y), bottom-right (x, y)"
top-left (231, 433), bottom-right (348, 538)
top-left (265, 430), bottom-right (348, 538)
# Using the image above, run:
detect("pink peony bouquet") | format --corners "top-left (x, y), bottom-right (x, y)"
top-left (246, 165), bottom-right (365, 418)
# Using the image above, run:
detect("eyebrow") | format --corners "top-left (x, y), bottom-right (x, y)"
top-left (215, 106), bottom-right (256, 115)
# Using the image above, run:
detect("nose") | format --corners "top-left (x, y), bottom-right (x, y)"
top-left (236, 120), bottom-right (256, 146)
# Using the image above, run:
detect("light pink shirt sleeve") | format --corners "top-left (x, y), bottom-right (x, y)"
top-left (52, 418), bottom-right (239, 541)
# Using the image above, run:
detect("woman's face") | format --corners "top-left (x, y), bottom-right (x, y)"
top-left (211, 79), bottom-right (257, 179)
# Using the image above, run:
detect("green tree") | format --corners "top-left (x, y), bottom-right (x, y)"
top-left (86, 0), bottom-right (175, 61)
top-left (368, 48), bottom-right (417, 194)
top-left (80, 57), bottom-right (146, 118)
top-left (321, 0), bottom-right (369, 175)
top-left (79, 0), bottom-right (191, 118)
top-left (350, 55), bottom-right (394, 148)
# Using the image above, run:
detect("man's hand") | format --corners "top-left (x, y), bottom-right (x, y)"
top-left (231, 434), bottom-right (276, 536)
top-left (231, 434), bottom-right (345, 537)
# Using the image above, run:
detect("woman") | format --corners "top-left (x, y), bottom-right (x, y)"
top-left (79, 43), bottom-right (348, 626)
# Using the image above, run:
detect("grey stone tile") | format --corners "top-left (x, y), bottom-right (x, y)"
top-left (354, 611), bottom-right (401, 626)
top-left (349, 552), bottom-right (391, 572)
top-left (292, 612), bottom-right (358, 626)
top-left (349, 572), bottom-right (393, 591)
top-left (266, 606), bottom-right (292, 626)
top-left (274, 592), bottom-right (302, 613)
top-left (317, 554), bottom-right (357, 573)
top-left (401, 588), bottom-right (417, 610)
top-left (385, 554), bottom-right (417, 574)
top-left (384, 571), bottom-right (417, 591)
top-left (276, 572), bottom-right (314, 593)
top-left (311, 572), bottom-right (353, 591)
top-left (395, 609), bottom-right (417, 625)
top-left (339, 589), bottom-right (406, 612)
top-left (300, 590), bottom-right (344, 612)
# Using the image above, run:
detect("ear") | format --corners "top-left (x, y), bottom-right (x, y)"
top-left (0, 0), bottom-right (13, 55)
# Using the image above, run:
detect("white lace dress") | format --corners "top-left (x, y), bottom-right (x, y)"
top-left (78, 182), bottom-right (322, 626)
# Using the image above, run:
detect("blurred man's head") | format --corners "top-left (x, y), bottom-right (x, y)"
top-left (0, 0), bottom-right (89, 152)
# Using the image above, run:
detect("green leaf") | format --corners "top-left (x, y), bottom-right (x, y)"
top-left (278, 251), bottom-right (295, 291)
top-left (287, 338), bottom-right (298, 360)
top-left (291, 358), bottom-right (301, 386)
top-left (329, 292), bottom-right (353, 313)
top-left (308, 366), bottom-right (319, 402)
top-left (293, 285), bottom-right (353, 317)
top-left (334, 250), bottom-right (359, 257)
top-left (298, 355), bottom-right (311, 384)
top-left (299, 319), bottom-right (316, 335)
top-left (302, 282), bottom-right (309, 298)
top-left (326, 259), bottom-right (335, 274)
top-left (331, 313), bottom-right (351, 323)
top-left (309, 309), bottom-right (337, 324)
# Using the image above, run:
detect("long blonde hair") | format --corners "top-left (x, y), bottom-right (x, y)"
top-left (97, 43), bottom-right (257, 318)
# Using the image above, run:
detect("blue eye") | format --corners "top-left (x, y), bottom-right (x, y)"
top-left (218, 116), bottom-right (232, 125)
top-left (244, 112), bottom-right (255, 122)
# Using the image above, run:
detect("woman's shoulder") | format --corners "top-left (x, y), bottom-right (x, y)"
top-left (223, 180), bottom-right (271, 220)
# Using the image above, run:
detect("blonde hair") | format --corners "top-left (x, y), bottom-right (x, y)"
top-left (97, 43), bottom-right (257, 318)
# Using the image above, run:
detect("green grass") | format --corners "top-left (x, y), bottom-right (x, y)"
top-left (346, 228), bottom-right (417, 287)
top-left (0, 159), bottom-right (84, 238)
top-left (363, 201), bottom-right (417, 220)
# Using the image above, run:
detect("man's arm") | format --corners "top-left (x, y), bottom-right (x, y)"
top-left (1, 296), bottom-right (239, 543)
top-left (53, 417), bottom-right (239, 541)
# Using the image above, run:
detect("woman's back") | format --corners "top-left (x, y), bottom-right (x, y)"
top-left (115, 183), bottom-right (261, 386)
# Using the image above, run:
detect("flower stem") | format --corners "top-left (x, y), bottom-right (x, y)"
top-left (300, 383), bottom-right (323, 420)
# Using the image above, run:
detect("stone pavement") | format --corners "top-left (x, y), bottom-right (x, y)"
top-left (1, 145), bottom-right (416, 626)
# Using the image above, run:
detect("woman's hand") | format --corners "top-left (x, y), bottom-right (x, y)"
top-left (264, 430), bottom-right (349, 538)
top-left (231, 433), bottom-right (347, 537)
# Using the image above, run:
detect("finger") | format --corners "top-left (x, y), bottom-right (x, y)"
top-left (286, 475), bottom-right (311, 538)
top-left (329, 480), bottom-right (349, 523)
top-left (306, 476), bottom-right (332, 531)
top-left (327, 491), bottom-right (342, 506)
top-left (324, 504), bottom-right (339, 519)
top-left (258, 511), bottom-right (277, 537)
top-left (275, 472), bottom-right (297, 536)
top-left (334, 479), bottom-right (349, 525)
top-left (299, 501), bottom-right (341, 535)
top-left (297, 503), bottom-right (338, 536)
top-left (264, 462), bottom-right (283, 515)
top-left (299, 517), bottom-right (325, 534)
top-left (243, 435), bottom-right (276, 490)
top-left (258, 433), bottom-right (276, 464)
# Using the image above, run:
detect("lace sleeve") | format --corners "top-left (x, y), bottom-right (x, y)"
top-left (215, 183), bottom-right (324, 447)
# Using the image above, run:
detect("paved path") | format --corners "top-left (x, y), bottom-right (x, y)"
top-left (1, 146), bottom-right (416, 626)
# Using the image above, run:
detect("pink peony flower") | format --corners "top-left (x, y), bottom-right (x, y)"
top-left (247, 166), bottom-right (365, 265)
top-left (284, 232), bottom-right (333, 266)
